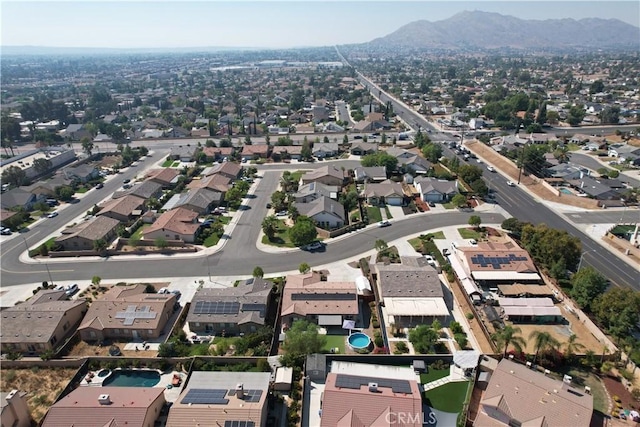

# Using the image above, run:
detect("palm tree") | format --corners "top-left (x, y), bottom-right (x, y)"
top-left (491, 325), bottom-right (526, 357)
top-left (563, 334), bottom-right (585, 360)
top-left (529, 331), bottom-right (561, 364)
top-left (261, 216), bottom-right (278, 241)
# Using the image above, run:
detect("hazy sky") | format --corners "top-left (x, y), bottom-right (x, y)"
top-left (2, 1), bottom-right (639, 48)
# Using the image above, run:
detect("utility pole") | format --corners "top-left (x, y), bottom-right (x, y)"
top-left (517, 145), bottom-right (525, 184)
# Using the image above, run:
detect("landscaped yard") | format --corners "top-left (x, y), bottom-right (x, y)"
top-left (458, 227), bottom-right (483, 240)
top-left (408, 231), bottom-right (446, 252)
top-left (322, 334), bottom-right (346, 354)
top-left (366, 206), bottom-right (382, 223)
top-left (161, 159), bottom-right (174, 167)
top-left (420, 368), bottom-right (450, 385)
top-left (384, 206), bottom-right (392, 219)
top-left (261, 219), bottom-right (296, 248)
top-left (565, 368), bottom-right (609, 413)
top-left (75, 186), bottom-right (89, 193)
top-left (424, 381), bottom-right (470, 413)
top-left (130, 224), bottom-right (149, 240)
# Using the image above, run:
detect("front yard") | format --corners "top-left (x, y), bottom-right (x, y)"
top-left (458, 227), bottom-right (483, 240)
top-left (366, 206), bottom-right (382, 223)
top-left (261, 219), bottom-right (296, 248)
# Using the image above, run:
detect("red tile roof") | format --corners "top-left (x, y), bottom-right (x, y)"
top-left (143, 207), bottom-right (199, 237)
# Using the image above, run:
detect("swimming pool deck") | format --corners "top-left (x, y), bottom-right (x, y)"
top-left (80, 368), bottom-right (185, 402)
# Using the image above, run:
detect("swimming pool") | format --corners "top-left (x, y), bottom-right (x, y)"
top-left (559, 188), bottom-right (572, 195)
top-left (348, 332), bottom-right (372, 350)
top-left (96, 369), bottom-right (111, 378)
top-left (102, 369), bottom-right (160, 387)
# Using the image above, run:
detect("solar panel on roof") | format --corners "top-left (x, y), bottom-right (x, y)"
top-left (181, 389), bottom-right (229, 405)
top-left (334, 374), bottom-right (412, 394)
top-left (228, 389), bottom-right (263, 402)
top-left (193, 301), bottom-right (240, 315)
top-left (224, 422), bottom-right (255, 427)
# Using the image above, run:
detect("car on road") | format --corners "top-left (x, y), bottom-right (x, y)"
top-left (506, 180), bottom-right (515, 187)
top-left (428, 201), bottom-right (436, 208)
top-left (302, 241), bottom-right (324, 252)
top-left (47, 212), bottom-right (59, 218)
top-left (65, 284), bottom-right (79, 296)
top-left (123, 179), bottom-right (131, 184)
top-left (442, 248), bottom-right (451, 256)
top-left (266, 203), bottom-right (272, 209)
top-left (378, 220), bottom-right (391, 227)
top-left (1, 227), bottom-right (11, 235)
top-left (487, 165), bottom-right (496, 172)
top-left (275, 211), bottom-right (288, 217)
top-left (95, 183), bottom-right (104, 189)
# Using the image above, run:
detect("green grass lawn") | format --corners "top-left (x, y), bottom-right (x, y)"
top-left (458, 227), bottom-right (482, 239)
top-left (384, 206), bottom-right (392, 219)
top-left (367, 206), bottom-right (382, 223)
top-left (261, 219), bottom-right (296, 248)
top-left (424, 381), bottom-right (470, 413)
top-left (172, 161), bottom-right (180, 167)
top-left (564, 368), bottom-right (608, 413)
top-left (75, 187), bottom-right (89, 194)
top-left (161, 159), bottom-right (173, 167)
top-left (420, 369), bottom-right (450, 385)
top-left (290, 170), bottom-right (308, 183)
top-left (204, 233), bottom-right (222, 247)
top-left (566, 143), bottom-right (582, 151)
top-left (130, 224), bottom-right (149, 240)
top-left (442, 202), bottom-right (456, 209)
top-left (322, 335), bottom-right (346, 354)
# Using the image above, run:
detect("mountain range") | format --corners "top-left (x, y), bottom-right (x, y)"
top-left (369, 10), bottom-right (640, 51)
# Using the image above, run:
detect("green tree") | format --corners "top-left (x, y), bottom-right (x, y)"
top-left (468, 215), bottom-right (481, 229)
top-left (93, 238), bottom-right (108, 253)
top-left (570, 266), bottom-right (608, 311)
top-left (288, 216), bottom-right (318, 247)
top-left (81, 137), bottom-right (94, 155)
top-left (271, 191), bottom-right (287, 211)
top-left (457, 164), bottom-right (483, 184)
top-left (409, 325), bottom-right (439, 354)
top-left (261, 215), bottom-right (279, 241)
top-left (301, 139), bottom-right (312, 161)
top-left (600, 106), bottom-right (620, 125)
top-left (491, 325), bottom-right (526, 357)
top-left (374, 239), bottom-right (388, 252)
top-left (592, 288), bottom-right (640, 340)
top-left (529, 330), bottom-right (560, 364)
top-left (2, 165), bottom-right (28, 187)
top-left (451, 193), bottom-right (467, 208)
top-left (568, 105), bottom-right (586, 126)
top-left (91, 276), bottom-right (102, 286)
top-left (590, 80), bottom-right (605, 94)
top-left (253, 266), bottom-right (264, 278)
top-left (563, 334), bottom-right (585, 360)
top-left (536, 102), bottom-right (547, 125)
top-left (520, 224), bottom-right (582, 272)
top-left (421, 143), bottom-right (442, 163)
top-left (224, 186), bottom-right (244, 208)
top-left (282, 319), bottom-right (326, 359)
top-left (361, 152), bottom-right (398, 175)
top-left (298, 263), bottom-right (310, 273)
top-left (33, 158), bottom-right (52, 175)
top-left (154, 237), bottom-right (168, 249)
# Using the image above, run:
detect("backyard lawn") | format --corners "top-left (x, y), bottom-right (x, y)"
top-left (130, 224), bottom-right (149, 240)
top-left (420, 369), bottom-right (450, 385)
top-left (424, 381), bottom-right (470, 413)
top-left (458, 227), bottom-right (483, 240)
top-left (161, 159), bottom-right (173, 167)
top-left (322, 334), bottom-right (346, 354)
top-left (565, 368), bottom-right (609, 413)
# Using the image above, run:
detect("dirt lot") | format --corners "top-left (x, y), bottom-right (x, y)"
top-left (466, 140), bottom-right (599, 209)
top-left (448, 278), bottom-right (496, 354)
top-left (0, 367), bottom-right (76, 423)
top-left (65, 340), bottom-right (158, 358)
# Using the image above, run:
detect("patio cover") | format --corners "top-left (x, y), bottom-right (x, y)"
top-left (342, 319), bottom-right (356, 330)
top-left (384, 297), bottom-right (449, 317)
top-left (453, 350), bottom-right (480, 370)
top-left (471, 271), bottom-right (541, 281)
top-left (318, 315), bottom-right (343, 326)
top-left (448, 254), bottom-right (481, 295)
top-left (497, 284), bottom-right (553, 296)
top-left (503, 306), bottom-right (561, 317)
top-left (498, 297), bottom-right (554, 307)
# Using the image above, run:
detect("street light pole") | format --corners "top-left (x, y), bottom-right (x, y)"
top-left (577, 249), bottom-right (597, 272)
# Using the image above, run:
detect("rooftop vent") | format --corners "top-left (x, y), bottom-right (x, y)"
top-left (563, 375), bottom-right (572, 384)
top-left (235, 383), bottom-right (244, 399)
top-left (98, 394), bottom-right (111, 405)
top-left (368, 382), bottom-right (379, 393)
top-left (585, 386), bottom-right (591, 395)
top-left (544, 369), bottom-right (550, 375)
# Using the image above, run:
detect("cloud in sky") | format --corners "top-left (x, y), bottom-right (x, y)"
top-left (2, 1), bottom-right (638, 48)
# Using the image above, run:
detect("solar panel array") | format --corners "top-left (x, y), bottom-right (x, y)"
top-left (291, 293), bottom-right (354, 301)
top-left (224, 422), bottom-right (255, 427)
top-left (193, 301), bottom-right (240, 315)
top-left (181, 389), bottom-right (229, 405)
top-left (470, 253), bottom-right (529, 270)
top-left (228, 389), bottom-right (263, 402)
top-left (334, 374), bottom-right (412, 394)
top-left (241, 303), bottom-right (266, 317)
top-left (114, 305), bottom-right (157, 326)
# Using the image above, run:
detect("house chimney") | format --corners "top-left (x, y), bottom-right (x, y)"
top-left (235, 383), bottom-right (245, 399)
top-left (98, 394), bottom-right (111, 405)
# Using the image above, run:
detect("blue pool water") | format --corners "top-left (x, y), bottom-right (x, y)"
top-left (560, 188), bottom-right (572, 195)
top-left (348, 333), bottom-right (372, 349)
top-left (102, 370), bottom-right (160, 387)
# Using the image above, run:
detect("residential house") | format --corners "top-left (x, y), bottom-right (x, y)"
top-left (475, 359), bottom-right (593, 427)
top-left (62, 123), bottom-right (91, 141)
top-left (350, 142), bottom-right (378, 156)
top-left (528, 133), bottom-right (555, 144)
top-left (453, 241), bottom-right (541, 285)
top-left (569, 134), bottom-right (592, 144)
top-left (96, 195), bottom-right (145, 223)
top-left (1, 289), bottom-right (87, 355)
top-left (187, 277), bottom-right (272, 336)
top-left (143, 207), bottom-right (200, 243)
top-left (385, 146), bottom-right (432, 174)
top-left (543, 152), bottom-right (560, 167)
top-left (189, 173), bottom-right (232, 195)
top-left (1, 390), bottom-right (31, 427)
top-left (281, 272), bottom-right (358, 328)
top-left (296, 196), bottom-right (346, 229)
top-left (353, 166), bottom-right (387, 183)
top-left (0, 208), bottom-right (17, 228)
top-left (174, 188), bottom-right (222, 214)
top-left (168, 126), bottom-right (190, 138)
top-left (300, 165), bottom-right (345, 187)
top-left (204, 162), bottom-right (242, 181)
top-left (93, 133), bottom-right (111, 142)
top-left (414, 177), bottom-right (458, 203)
top-left (374, 257), bottom-right (450, 330)
top-left (321, 122), bottom-right (345, 133)
top-left (0, 188), bottom-right (39, 210)
top-left (113, 180), bottom-right (163, 201)
top-left (312, 142), bottom-right (340, 159)
top-left (292, 182), bottom-right (339, 203)
top-left (78, 284), bottom-right (177, 342)
top-left (42, 387), bottom-right (165, 427)
top-left (241, 144), bottom-right (271, 160)
top-left (311, 104), bottom-right (330, 124)
top-left (271, 145), bottom-right (303, 161)
top-left (55, 216), bottom-right (120, 251)
top-left (145, 168), bottom-right (180, 188)
top-left (169, 145), bottom-right (197, 162)
top-left (63, 164), bottom-right (99, 183)
top-left (202, 146), bottom-right (235, 161)
top-left (543, 164), bottom-right (585, 181)
top-left (167, 371), bottom-right (270, 427)
top-left (320, 361), bottom-right (423, 427)
top-left (608, 143), bottom-right (640, 163)
top-left (567, 175), bottom-right (622, 200)
top-left (23, 175), bottom-right (72, 198)
top-left (362, 180), bottom-right (405, 206)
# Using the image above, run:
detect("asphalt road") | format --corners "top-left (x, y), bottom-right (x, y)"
top-left (565, 209), bottom-right (640, 224)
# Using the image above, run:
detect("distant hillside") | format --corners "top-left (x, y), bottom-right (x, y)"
top-left (369, 11), bottom-right (640, 50)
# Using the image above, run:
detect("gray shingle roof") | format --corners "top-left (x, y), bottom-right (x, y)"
top-left (296, 196), bottom-right (345, 221)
